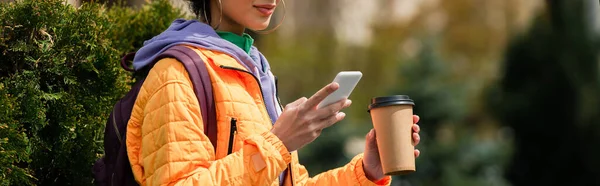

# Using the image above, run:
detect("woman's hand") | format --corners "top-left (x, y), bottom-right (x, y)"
top-left (271, 83), bottom-right (352, 152)
top-left (362, 115), bottom-right (421, 181)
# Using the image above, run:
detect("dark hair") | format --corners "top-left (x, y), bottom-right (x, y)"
top-left (188, 0), bottom-right (211, 23)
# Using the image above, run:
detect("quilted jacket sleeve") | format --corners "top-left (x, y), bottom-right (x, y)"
top-left (126, 58), bottom-right (291, 186)
top-left (294, 153), bottom-right (391, 186)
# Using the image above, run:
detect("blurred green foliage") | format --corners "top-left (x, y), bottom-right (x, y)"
top-left (488, 0), bottom-right (600, 185)
top-left (0, 0), bottom-right (183, 185)
top-left (395, 40), bottom-right (512, 186)
top-left (108, 0), bottom-right (189, 54)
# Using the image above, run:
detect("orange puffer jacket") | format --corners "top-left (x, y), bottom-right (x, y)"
top-left (126, 46), bottom-right (391, 186)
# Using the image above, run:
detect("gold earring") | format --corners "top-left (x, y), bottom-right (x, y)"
top-left (202, 0), bottom-right (222, 29)
top-left (202, 1), bottom-right (209, 23)
top-left (213, 0), bottom-right (223, 30)
top-left (253, 0), bottom-right (286, 34)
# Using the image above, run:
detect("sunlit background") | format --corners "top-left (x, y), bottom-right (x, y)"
top-left (1, 0), bottom-right (599, 185)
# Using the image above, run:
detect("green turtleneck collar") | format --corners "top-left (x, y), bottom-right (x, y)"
top-left (216, 31), bottom-right (254, 54)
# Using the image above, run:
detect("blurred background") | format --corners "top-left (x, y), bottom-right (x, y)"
top-left (1, 0), bottom-right (599, 185)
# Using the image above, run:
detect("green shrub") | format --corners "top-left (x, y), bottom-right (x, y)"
top-left (0, 0), bottom-right (185, 185)
top-left (108, 0), bottom-right (188, 53)
top-left (488, 1), bottom-right (600, 184)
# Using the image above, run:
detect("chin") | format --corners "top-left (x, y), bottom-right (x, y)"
top-left (246, 19), bottom-right (272, 31)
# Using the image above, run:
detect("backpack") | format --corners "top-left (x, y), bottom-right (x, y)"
top-left (92, 45), bottom-right (218, 186)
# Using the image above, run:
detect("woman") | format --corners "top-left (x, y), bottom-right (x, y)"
top-left (125, 0), bottom-right (422, 185)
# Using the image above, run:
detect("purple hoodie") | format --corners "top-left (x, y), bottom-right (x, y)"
top-left (132, 18), bottom-right (282, 125)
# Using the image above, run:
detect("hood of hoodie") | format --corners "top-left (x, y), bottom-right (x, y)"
top-left (132, 18), bottom-right (281, 124)
top-left (132, 18), bottom-right (259, 71)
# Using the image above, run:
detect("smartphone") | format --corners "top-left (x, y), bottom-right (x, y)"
top-left (317, 71), bottom-right (363, 109)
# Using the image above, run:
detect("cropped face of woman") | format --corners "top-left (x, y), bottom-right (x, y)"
top-left (211, 0), bottom-right (281, 32)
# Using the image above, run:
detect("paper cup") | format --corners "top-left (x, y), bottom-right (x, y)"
top-left (368, 95), bottom-right (415, 175)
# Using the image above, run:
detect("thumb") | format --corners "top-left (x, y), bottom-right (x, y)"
top-left (366, 129), bottom-right (378, 148)
top-left (371, 129), bottom-right (377, 138)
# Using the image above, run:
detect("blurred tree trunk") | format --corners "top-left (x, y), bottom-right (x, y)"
top-left (67, 0), bottom-right (81, 7)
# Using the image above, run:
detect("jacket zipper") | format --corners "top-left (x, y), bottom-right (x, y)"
top-left (220, 65), bottom-right (293, 185)
top-left (274, 76), bottom-right (284, 112)
top-left (288, 163), bottom-right (294, 186)
top-left (274, 76), bottom-right (279, 98)
top-left (227, 118), bottom-right (237, 155)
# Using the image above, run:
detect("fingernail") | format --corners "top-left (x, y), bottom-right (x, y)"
top-left (338, 112), bottom-right (346, 118)
top-left (345, 100), bottom-right (352, 106)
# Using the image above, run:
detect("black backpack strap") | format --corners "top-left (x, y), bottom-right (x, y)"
top-left (154, 45), bottom-right (218, 150)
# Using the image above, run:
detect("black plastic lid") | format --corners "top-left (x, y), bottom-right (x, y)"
top-left (368, 95), bottom-right (414, 112)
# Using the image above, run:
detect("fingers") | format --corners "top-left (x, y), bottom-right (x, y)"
top-left (414, 149), bottom-right (420, 158)
top-left (411, 115), bottom-right (421, 146)
top-left (412, 133), bottom-right (420, 146)
top-left (314, 99), bottom-right (351, 120)
top-left (303, 82), bottom-right (340, 110)
top-left (413, 115), bottom-right (420, 124)
top-left (285, 97), bottom-right (307, 109)
top-left (412, 124), bottom-right (420, 133)
top-left (327, 99), bottom-right (351, 115)
top-left (320, 112), bottom-right (346, 128)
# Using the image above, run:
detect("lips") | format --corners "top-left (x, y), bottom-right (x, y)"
top-left (254, 4), bottom-right (276, 16)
